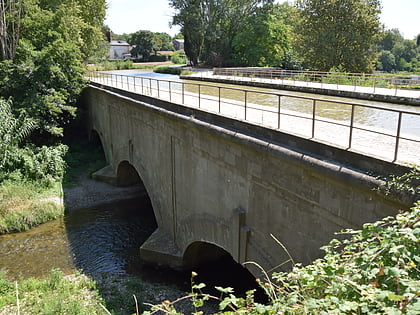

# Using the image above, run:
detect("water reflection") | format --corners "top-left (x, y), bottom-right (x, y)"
top-left (0, 196), bottom-right (157, 280)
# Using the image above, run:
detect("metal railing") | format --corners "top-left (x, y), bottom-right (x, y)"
top-left (207, 67), bottom-right (420, 97)
top-left (88, 71), bottom-right (420, 163)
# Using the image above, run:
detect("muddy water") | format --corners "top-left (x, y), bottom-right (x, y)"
top-left (0, 196), bottom-right (182, 283)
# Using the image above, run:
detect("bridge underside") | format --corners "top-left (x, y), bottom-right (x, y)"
top-left (82, 84), bottom-right (412, 277)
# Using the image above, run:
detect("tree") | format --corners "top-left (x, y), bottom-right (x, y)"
top-left (376, 29), bottom-right (420, 72)
top-left (154, 32), bottom-right (174, 51)
top-left (0, 0), bottom-right (106, 141)
top-left (170, 0), bottom-right (274, 66)
top-left (232, 4), bottom-right (290, 66)
top-left (294, 0), bottom-right (382, 73)
top-left (129, 30), bottom-right (158, 61)
top-left (0, 0), bottom-right (24, 61)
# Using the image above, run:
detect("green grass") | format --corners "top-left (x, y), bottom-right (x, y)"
top-left (0, 270), bottom-right (107, 315)
top-left (0, 138), bottom-right (106, 235)
top-left (0, 181), bottom-right (63, 234)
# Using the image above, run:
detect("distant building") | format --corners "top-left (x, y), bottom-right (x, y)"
top-left (109, 40), bottom-right (130, 59)
top-left (173, 39), bottom-right (184, 51)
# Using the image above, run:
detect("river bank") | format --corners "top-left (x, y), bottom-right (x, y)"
top-left (0, 161), bottom-right (220, 314)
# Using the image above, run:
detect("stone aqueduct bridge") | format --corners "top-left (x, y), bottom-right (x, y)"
top-left (82, 83), bottom-right (411, 276)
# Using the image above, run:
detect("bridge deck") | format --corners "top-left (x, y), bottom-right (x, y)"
top-left (88, 72), bottom-right (420, 165)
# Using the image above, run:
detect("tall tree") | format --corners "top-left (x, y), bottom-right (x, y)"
top-left (232, 4), bottom-right (290, 66)
top-left (294, 0), bottom-right (382, 73)
top-left (129, 30), bottom-right (158, 61)
top-left (0, 0), bottom-right (24, 60)
top-left (0, 0), bottom-right (106, 140)
top-left (170, 0), bottom-right (273, 66)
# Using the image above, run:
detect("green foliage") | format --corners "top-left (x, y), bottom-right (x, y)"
top-left (0, 270), bottom-right (106, 314)
top-left (154, 65), bottom-right (183, 75)
top-left (0, 180), bottom-right (63, 234)
top-left (171, 51), bottom-right (187, 65)
top-left (376, 29), bottom-right (420, 73)
top-left (143, 203), bottom-right (420, 314)
top-left (232, 5), bottom-right (290, 67)
top-left (380, 166), bottom-right (420, 196)
top-left (129, 30), bottom-right (159, 61)
top-left (294, 0), bottom-right (382, 72)
top-left (0, 0), bottom-right (106, 140)
top-left (269, 204), bottom-right (420, 314)
top-left (170, 0), bottom-right (275, 66)
top-left (63, 139), bottom-right (107, 187)
top-left (0, 98), bottom-right (35, 169)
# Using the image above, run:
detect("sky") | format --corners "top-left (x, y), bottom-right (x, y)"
top-left (105, 0), bottom-right (420, 39)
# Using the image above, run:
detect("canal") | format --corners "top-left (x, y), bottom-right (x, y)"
top-left (99, 70), bottom-right (420, 164)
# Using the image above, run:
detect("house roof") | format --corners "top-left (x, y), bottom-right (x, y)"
top-left (157, 51), bottom-right (174, 55)
top-left (110, 40), bottom-right (129, 46)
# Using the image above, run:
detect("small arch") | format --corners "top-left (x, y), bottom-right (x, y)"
top-left (117, 161), bottom-right (142, 187)
top-left (183, 241), bottom-right (267, 302)
top-left (183, 242), bottom-right (230, 267)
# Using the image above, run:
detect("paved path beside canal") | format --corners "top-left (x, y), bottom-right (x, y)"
top-left (185, 71), bottom-right (420, 104)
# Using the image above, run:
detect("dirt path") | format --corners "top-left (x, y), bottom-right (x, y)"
top-left (62, 173), bottom-right (144, 211)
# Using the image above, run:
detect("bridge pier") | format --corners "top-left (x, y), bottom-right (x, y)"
top-left (140, 228), bottom-right (184, 268)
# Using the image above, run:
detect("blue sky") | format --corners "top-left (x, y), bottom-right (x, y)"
top-left (105, 0), bottom-right (420, 39)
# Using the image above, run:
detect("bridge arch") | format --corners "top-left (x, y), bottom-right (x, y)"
top-left (116, 161), bottom-right (142, 187)
top-left (183, 241), bottom-right (265, 300)
top-left (183, 241), bottom-right (230, 267)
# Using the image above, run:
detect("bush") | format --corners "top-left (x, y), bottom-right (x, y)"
top-left (154, 66), bottom-right (183, 75)
top-left (149, 54), bottom-right (170, 62)
top-left (145, 203), bottom-right (420, 314)
top-left (171, 51), bottom-right (187, 65)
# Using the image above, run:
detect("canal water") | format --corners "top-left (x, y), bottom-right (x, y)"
top-left (100, 70), bottom-right (420, 163)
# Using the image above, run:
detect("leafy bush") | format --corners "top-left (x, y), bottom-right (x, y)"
top-left (171, 51), bottom-right (187, 65)
top-left (149, 54), bottom-right (170, 62)
top-left (0, 98), bottom-right (67, 187)
top-left (144, 203), bottom-right (420, 314)
top-left (154, 66), bottom-right (183, 75)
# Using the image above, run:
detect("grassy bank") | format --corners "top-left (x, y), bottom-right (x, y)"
top-left (0, 138), bottom-right (106, 235)
top-left (87, 60), bottom-right (175, 71)
top-left (0, 181), bottom-right (63, 234)
top-left (0, 269), bottom-right (106, 314)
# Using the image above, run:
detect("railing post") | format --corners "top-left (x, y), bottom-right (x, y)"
top-left (218, 86), bottom-right (221, 113)
top-left (182, 83), bottom-right (185, 104)
top-left (277, 95), bottom-right (281, 130)
top-left (126, 75), bottom-right (129, 91)
top-left (394, 112), bottom-right (403, 162)
top-left (157, 80), bottom-right (160, 98)
top-left (244, 90), bottom-right (247, 120)
top-left (198, 84), bottom-right (201, 108)
top-left (312, 99), bottom-right (316, 138)
top-left (373, 77), bottom-right (376, 93)
top-left (169, 81), bottom-right (172, 102)
top-left (134, 76), bottom-right (136, 92)
top-left (149, 79), bottom-right (152, 96)
top-left (349, 104), bottom-right (355, 149)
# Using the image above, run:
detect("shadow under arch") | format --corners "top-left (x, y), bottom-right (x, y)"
top-left (116, 160), bottom-right (143, 187)
top-left (183, 241), bottom-right (267, 302)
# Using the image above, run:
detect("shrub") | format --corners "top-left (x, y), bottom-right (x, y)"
top-left (144, 203), bottom-right (420, 314)
top-left (171, 51), bottom-right (187, 65)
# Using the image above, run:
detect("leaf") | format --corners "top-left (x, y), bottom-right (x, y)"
top-left (215, 286), bottom-right (234, 294)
